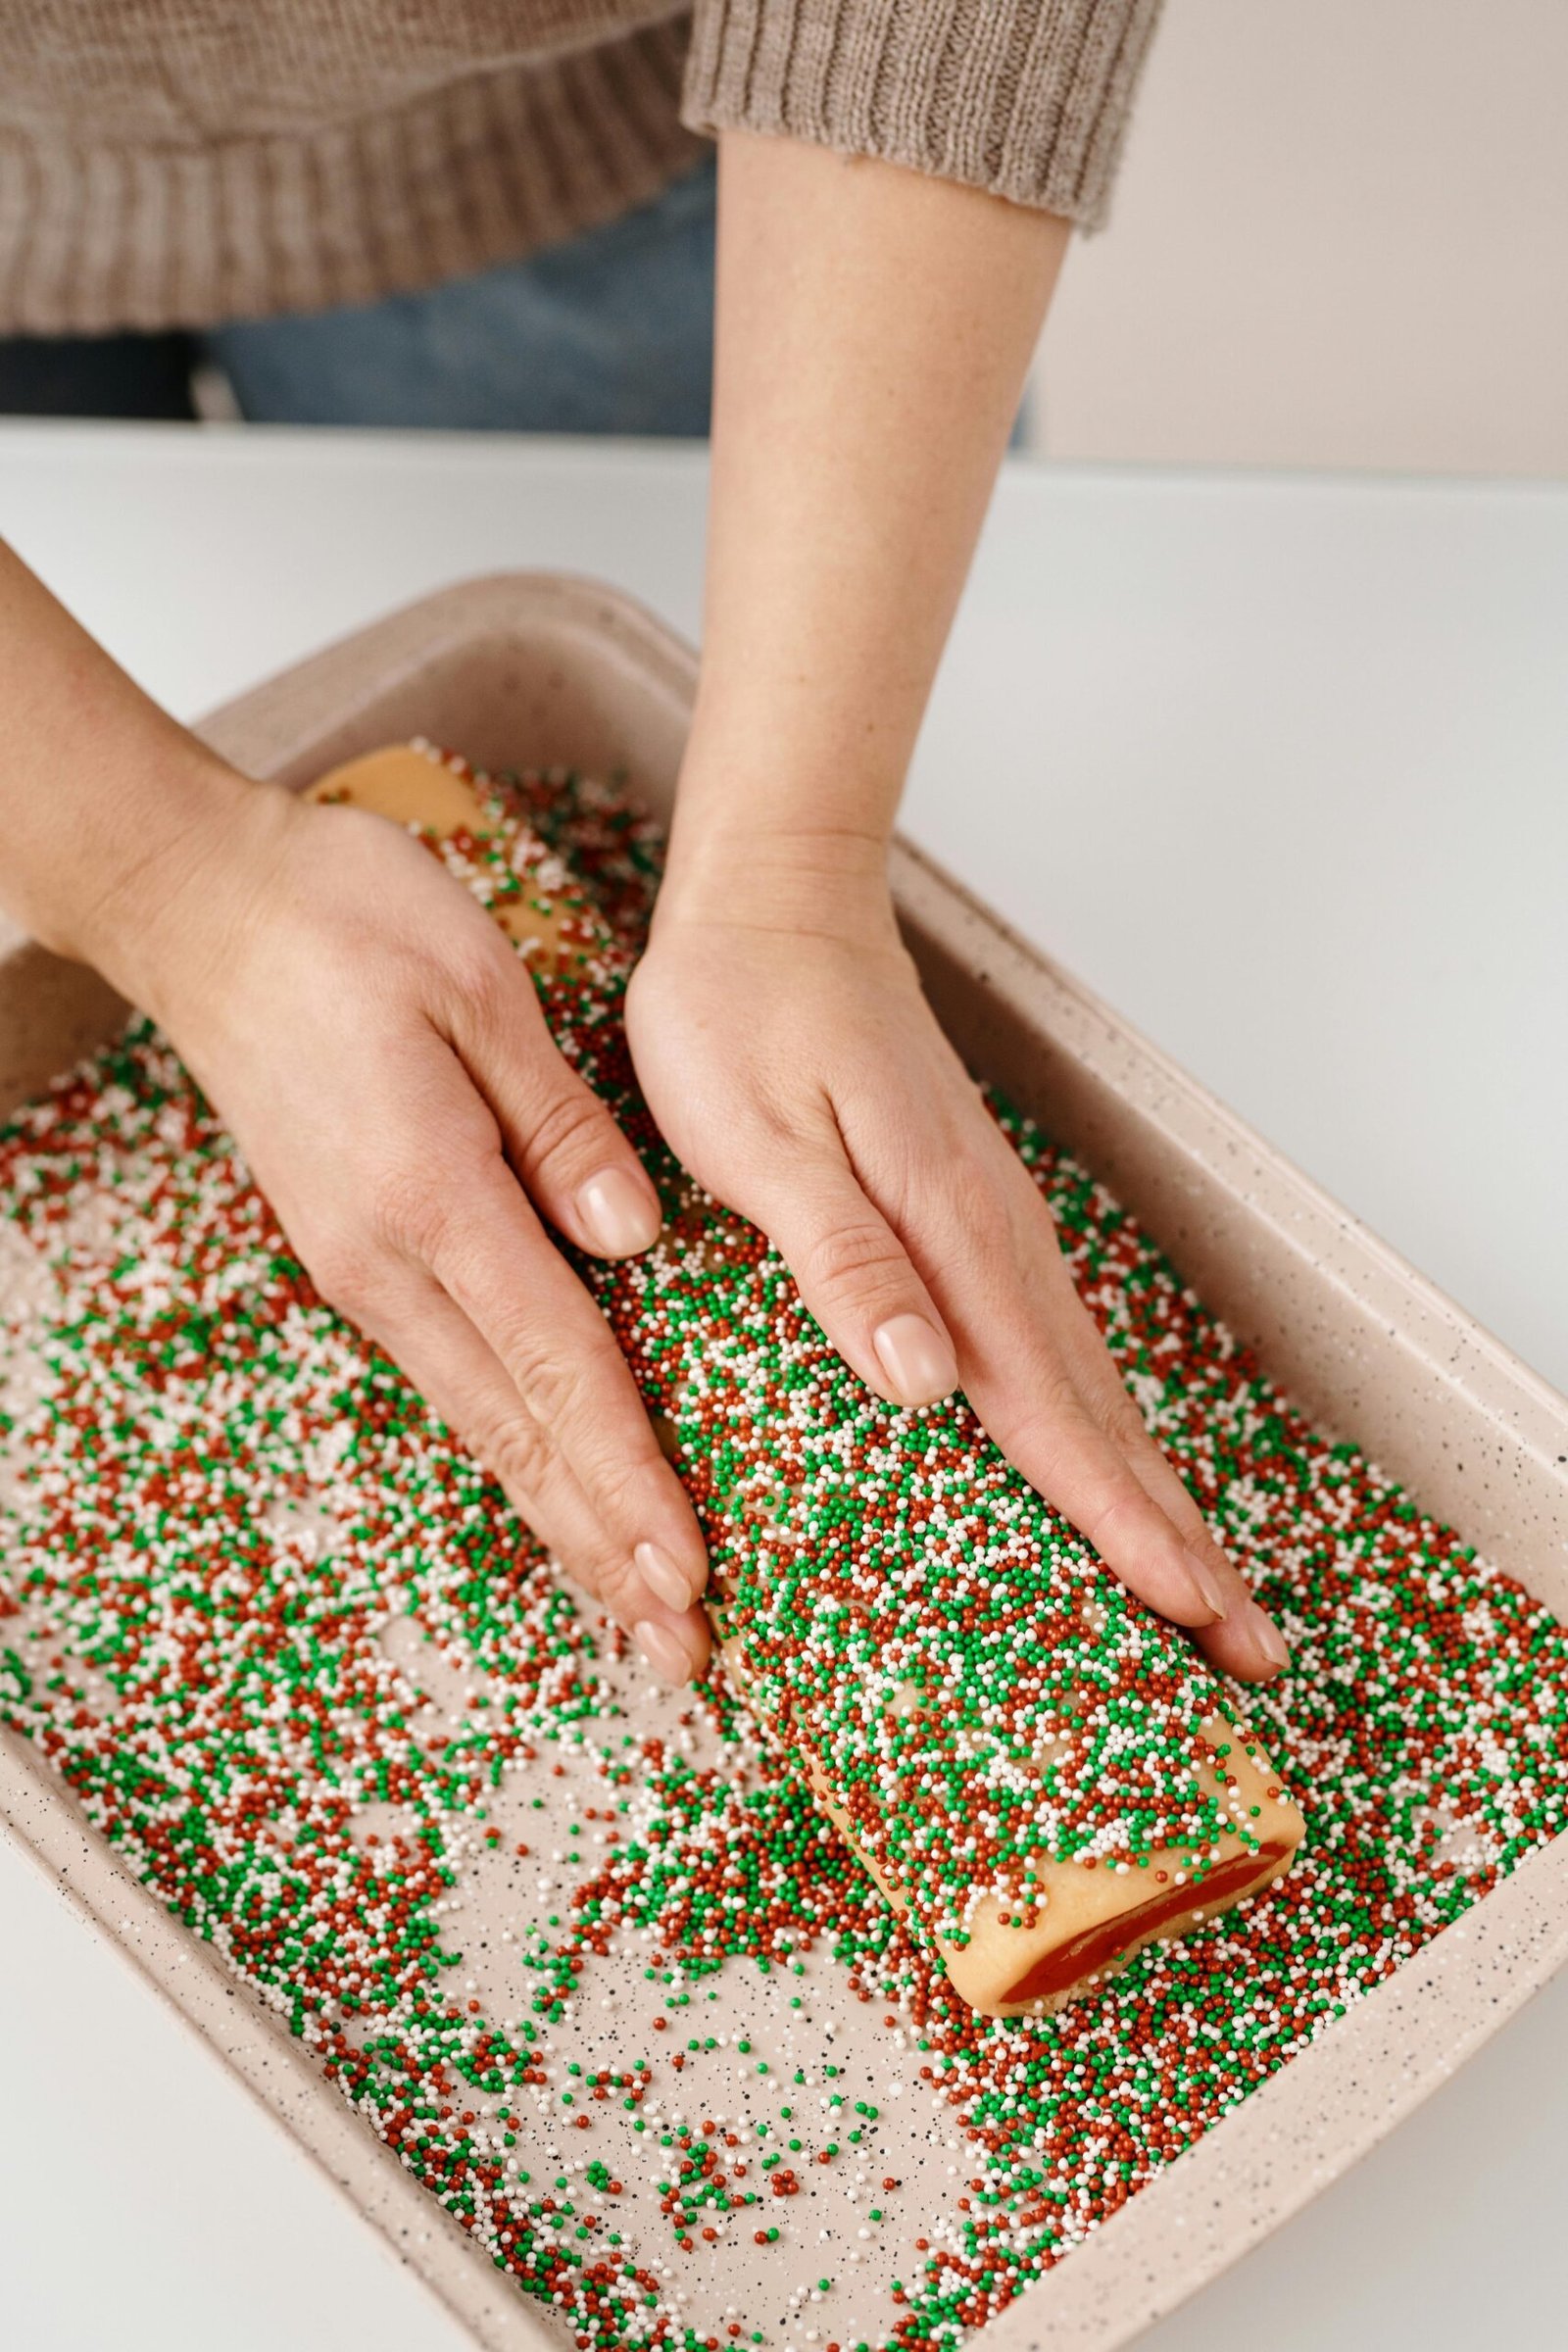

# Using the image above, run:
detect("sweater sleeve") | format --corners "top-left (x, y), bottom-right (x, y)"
top-left (679, 0), bottom-right (1162, 230)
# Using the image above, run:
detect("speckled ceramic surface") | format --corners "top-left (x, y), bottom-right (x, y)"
top-left (2, 575), bottom-right (1564, 2352)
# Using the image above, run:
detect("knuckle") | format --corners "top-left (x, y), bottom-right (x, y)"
top-left (447, 935), bottom-right (514, 1023)
top-left (303, 1225), bottom-right (378, 1317)
top-left (503, 1326), bottom-right (600, 1434)
top-left (515, 1084), bottom-right (614, 1188)
top-left (1087, 1483), bottom-right (1160, 1562)
top-left (367, 1159), bottom-right (451, 1258)
top-left (985, 1356), bottom-right (1082, 1475)
top-left (589, 1448), bottom-right (661, 1532)
top-left (592, 1548), bottom-right (646, 1615)
top-left (912, 1169), bottom-right (1014, 1292)
top-left (948, 1165), bottom-right (1018, 1262)
top-left (490, 1417), bottom-right (554, 1507)
top-left (802, 1216), bottom-right (911, 1314)
top-left (1091, 1377), bottom-right (1153, 1451)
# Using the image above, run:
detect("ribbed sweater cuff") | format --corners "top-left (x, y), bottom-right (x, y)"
top-left (681, 0), bottom-right (1161, 229)
top-left (0, 19), bottom-right (704, 335)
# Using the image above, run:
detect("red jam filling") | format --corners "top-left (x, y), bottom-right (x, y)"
top-left (1003, 1843), bottom-right (1292, 2006)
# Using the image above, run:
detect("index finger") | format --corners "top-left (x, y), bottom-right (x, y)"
top-left (907, 1153), bottom-right (1227, 1629)
top-left (424, 1155), bottom-right (710, 1614)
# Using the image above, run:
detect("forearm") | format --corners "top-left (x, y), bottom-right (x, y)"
top-left (0, 544), bottom-right (266, 1000)
top-left (663, 130), bottom-right (1068, 924)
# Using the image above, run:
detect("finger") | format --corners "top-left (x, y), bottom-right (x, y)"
top-left (444, 946), bottom-right (662, 1260)
top-left (1051, 1283), bottom-right (1291, 1681)
top-left (974, 1354), bottom-right (1228, 1629)
top-left (999, 1161), bottom-right (1291, 1677)
top-left (423, 1155), bottom-right (710, 1612)
top-left (370, 1269), bottom-right (710, 1684)
top-left (741, 1121), bottom-right (960, 1408)
top-left (901, 1148), bottom-right (1225, 1626)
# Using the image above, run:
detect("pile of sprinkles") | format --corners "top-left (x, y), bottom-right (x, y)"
top-left (2, 744), bottom-right (1564, 2352)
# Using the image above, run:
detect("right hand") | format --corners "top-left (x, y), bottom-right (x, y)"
top-left (629, 860), bottom-right (1290, 1686)
top-left (115, 776), bottom-right (712, 1684)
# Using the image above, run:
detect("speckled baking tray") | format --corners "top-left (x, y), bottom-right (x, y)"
top-left (2, 573), bottom-right (1565, 2352)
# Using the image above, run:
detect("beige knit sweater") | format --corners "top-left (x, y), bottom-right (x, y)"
top-left (0, 3), bottom-right (1161, 335)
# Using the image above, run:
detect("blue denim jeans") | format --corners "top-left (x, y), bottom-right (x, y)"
top-left (0, 157), bottom-right (717, 436)
top-left (0, 152), bottom-right (1029, 442)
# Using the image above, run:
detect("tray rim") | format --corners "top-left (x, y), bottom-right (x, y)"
top-left (2, 568), bottom-right (1564, 2352)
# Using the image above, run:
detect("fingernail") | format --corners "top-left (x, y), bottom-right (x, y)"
top-left (577, 1165), bottom-right (661, 1257)
top-left (1184, 1544), bottom-right (1230, 1620)
top-left (635, 1539), bottom-right (697, 1612)
top-left (1247, 1600), bottom-right (1291, 1672)
top-left (872, 1313), bottom-right (959, 1406)
top-left (633, 1617), bottom-right (699, 1686)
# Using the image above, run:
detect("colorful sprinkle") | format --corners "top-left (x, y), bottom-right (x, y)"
top-left (0, 745), bottom-right (1562, 2350)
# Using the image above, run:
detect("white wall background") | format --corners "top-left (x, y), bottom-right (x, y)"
top-left (1039, 0), bottom-right (1568, 477)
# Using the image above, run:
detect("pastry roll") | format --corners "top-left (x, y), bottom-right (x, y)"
top-left (307, 744), bottom-right (1305, 2018)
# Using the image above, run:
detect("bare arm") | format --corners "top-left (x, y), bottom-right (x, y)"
top-left (667, 131), bottom-right (1066, 914)
top-left (629, 134), bottom-right (1289, 1681)
top-left (0, 546), bottom-right (262, 984)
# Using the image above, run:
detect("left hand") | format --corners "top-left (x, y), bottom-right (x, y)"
top-left (626, 862), bottom-right (1290, 1684)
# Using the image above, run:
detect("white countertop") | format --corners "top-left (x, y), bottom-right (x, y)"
top-left (2, 423), bottom-right (1564, 2352)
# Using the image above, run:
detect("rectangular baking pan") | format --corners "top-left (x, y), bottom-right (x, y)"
top-left (3, 572), bottom-right (1565, 2352)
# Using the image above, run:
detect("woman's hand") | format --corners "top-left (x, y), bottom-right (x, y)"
top-left (0, 544), bottom-right (710, 1678)
top-left (627, 851), bottom-right (1289, 1684)
top-left (121, 782), bottom-right (712, 1684)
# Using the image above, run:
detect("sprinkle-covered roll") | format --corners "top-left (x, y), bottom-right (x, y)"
top-left (308, 743), bottom-right (1305, 2018)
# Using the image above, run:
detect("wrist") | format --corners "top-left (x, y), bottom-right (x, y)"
top-left (70, 756), bottom-right (297, 1020)
top-left (658, 729), bottom-right (901, 944)
top-left (655, 816), bottom-right (900, 949)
